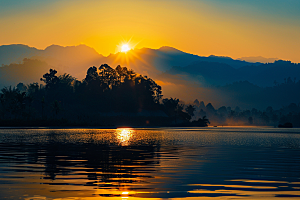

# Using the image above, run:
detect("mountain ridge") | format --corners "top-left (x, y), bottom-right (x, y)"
top-left (0, 44), bottom-right (299, 109)
top-left (1, 44), bottom-right (297, 81)
top-left (0, 44), bottom-right (298, 87)
top-left (1, 43), bottom-right (265, 66)
top-left (0, 44), bottom-right (285, 66)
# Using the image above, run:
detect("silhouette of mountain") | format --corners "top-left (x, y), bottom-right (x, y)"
top-left (1, 44), bottom-right (299, 88)
top-left (0, 59), bottom-right (51, 89)
top-left (0, 44), bottom-right (40, 65)
top-left (104, 46), bottom-right (201, 79)
top-left (238, 60), bottom-right (300, 86)
top-left (215, 80), bottom-right (300, 110)
top-left (237, 56), bottom-right (278, 63)
top-left (0, 44), bottom-right (261, 81)
top-left (36, 44), bottom-right (105, 79)
top-left (165, 60), bottom-right (300, 87)
top-left (1, 44), bottom-right (300, 109)
top-left (0, 44), bottom-right (105, 80)
top-left (198, 55), bottom-right (259, 69)
top-left (165, 61), bottom-right (240, 86)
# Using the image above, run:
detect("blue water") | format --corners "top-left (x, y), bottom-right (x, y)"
top-left (0, 127), bottom-right (299, 199)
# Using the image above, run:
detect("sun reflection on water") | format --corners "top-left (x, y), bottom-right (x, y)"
top-left (1, 128), bottom-right (300, 199)
top-left (117, 129), bottom-right (133, 146)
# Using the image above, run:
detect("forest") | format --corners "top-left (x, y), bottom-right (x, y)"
top-left (0, 64), bottom-right (209, 127)
top-left (1, 63), bottom-right (299, 127)
top-left (191, 100), bottom-right (300, 127)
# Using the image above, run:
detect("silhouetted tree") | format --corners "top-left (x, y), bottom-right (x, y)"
top-left (234, 106), bottom-right (241, 113)
top-left (51, 100), bottom-right (60, 118)
top-left (199, 109), bottom-right (207, 118)
top-left (185, 105), bottom-right (195, 118)
top-left (163, 98), bottom-right (181, 123)
top-left (41, 96), bottom-right (45, 119)
top-left (192, 116), bottom-right (210, 127)
top-left (16, 83), bottom-right (27, 93)
top-left (248, 117), bottom-right (253, 124)
top-left (27, 82), bottom-right (40, 96)
top-left (0, 87), bottom-right (24, 119)
top-left (0, 64), bottom-right (211, 127)
top-left (40, 69), bottom-right (59, 89)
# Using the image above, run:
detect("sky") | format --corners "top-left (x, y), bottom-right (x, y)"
top-left (0, 0), bottom-right (300, 62)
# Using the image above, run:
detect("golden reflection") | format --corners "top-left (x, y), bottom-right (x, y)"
top-left (121, 191), bottom-right (129, 199)
top-left (229, 179), bottom-right (288, 184)
top-left (116, 129), bottom-right (133, 146)
top-left (189, 184), bottom-right (277, 189)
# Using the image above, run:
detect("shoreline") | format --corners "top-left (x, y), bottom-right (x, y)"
top-left (0, 125), bottom-right (296, 130)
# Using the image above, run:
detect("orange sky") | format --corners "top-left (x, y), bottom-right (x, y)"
top-left (1, 0), bottom-right (300, 62)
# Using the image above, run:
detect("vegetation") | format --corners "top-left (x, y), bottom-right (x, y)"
top-left (2, 63), bottom-right (299, 128)
top-left (192, 99), bottom-right (300, 127)
top-left (0, 65), bottom-right (209, 127)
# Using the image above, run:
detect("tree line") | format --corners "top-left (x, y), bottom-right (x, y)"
top-left (0, 64), bottom-right (209, 127)
top-left (190, 100), bottom-right (300, 127)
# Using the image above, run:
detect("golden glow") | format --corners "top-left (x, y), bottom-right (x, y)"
top-left (117, 38), bottom-right (139, 54)
top-left (111, 44), bottom-right (154, 78)
top-left (121, 44), bottom-right (131, 52)
top-left (116, 129), bottom-right (133, 146)
top-left (1, 0), bottom-right (300, 62)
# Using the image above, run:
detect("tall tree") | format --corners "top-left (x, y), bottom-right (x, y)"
top-left (40, 69), bottom-right (59, 89)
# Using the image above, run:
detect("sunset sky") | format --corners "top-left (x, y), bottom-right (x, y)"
top-left (1, 0), bottom-right (299, 62)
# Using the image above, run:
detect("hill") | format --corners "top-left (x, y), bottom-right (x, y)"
top-left (1, 44), bottom-right (300, 109)
top-left (0, 44), bottom-right (261, 80)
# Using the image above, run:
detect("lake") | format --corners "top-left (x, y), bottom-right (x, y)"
top-left (0, 127), bottom-right (299, 200)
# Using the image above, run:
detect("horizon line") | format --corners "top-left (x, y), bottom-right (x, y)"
top-left (0, 43), bottom-right (285, 63)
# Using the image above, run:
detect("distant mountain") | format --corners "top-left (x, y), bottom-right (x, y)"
top-left (238, 60), bottom-right (300, 86)
top-left (165, 60), bottom-right (300, 87)
top-left (1, 44), bottom-right (300, 109)
top-left (104, 46), bottom-right (201, 78)
top-left (1, 44), bottom-right (299, 88)
top-left (0, 44), bottom-right (261, 80)
top-left (0, 59), bottom-right (51, 89)
top-left (33, 44), bottom-right (105, 79)
top-left (91, 46), bottom-right (264, 83)
top-left (0, 44), bottom-right (40, 65)
top-left (165, 61), bottom-right (240, 86)
top-left (214, 80), bottom-right (300, 110)
top-left (0, 44), bottom-right (105, 80)
top-left (195, 55), bottom-right (260, 69)
top-left (237, 56), bottom-right (278, 63)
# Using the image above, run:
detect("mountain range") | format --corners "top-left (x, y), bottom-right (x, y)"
top-left (1, 44), bottom-right (299, 109)
top-left (166, 60), bottom-right (299, 86)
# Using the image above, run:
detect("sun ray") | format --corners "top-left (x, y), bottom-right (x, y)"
top-left (112, 38), bottom-right (159, 77)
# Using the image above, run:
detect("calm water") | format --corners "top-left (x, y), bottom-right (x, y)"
top-left (0, 127), bottom-right (300, 200)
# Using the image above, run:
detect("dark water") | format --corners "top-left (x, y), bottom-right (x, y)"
top-left (0, 127), bottom-right (300, 200)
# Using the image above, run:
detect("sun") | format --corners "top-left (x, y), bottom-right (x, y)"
top-left (116, 38), bottom-right (139, 53)
top-left (121, 44), bottom-right (131, 52)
